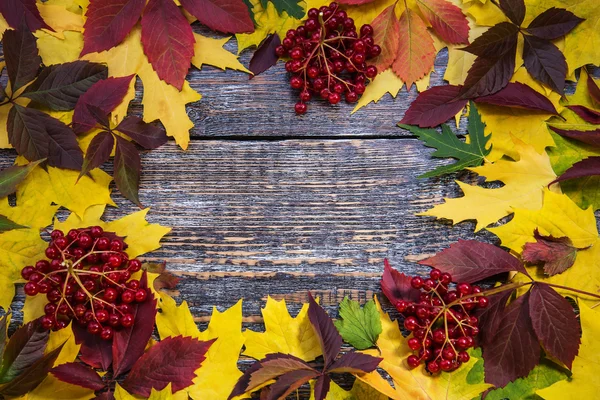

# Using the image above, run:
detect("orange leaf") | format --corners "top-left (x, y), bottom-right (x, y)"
top-left (392, 9), bottom-right (436, 89)
top-left (416, 0), bottom-right (470, 45)
top-left (371, 4), bottom-right (401, 71)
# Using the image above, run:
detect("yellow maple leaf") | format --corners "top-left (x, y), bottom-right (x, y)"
top-left (343, 0), bottom-right (398, 28)
top-left (489, 190), bottom-right (600, 302)
top-left (420, 137), bottom-right (557, 231)
top-left (352, 69), bottom-right (404, 113)
top-left (444, 23), bottom-right (486, 86)
top-left (149, 384), bottom-right (174, 400)
top-left (310, 379), bottom-right (389, 399)
top-left (465, 0), bottom-right (507, 26)
top-left (536, 301), bottom-right (600, 399)
top-left (243, 296), bottom-right (322, 362)
top-left (357, 298), bottom-right (491, 399)
top-left (156, 294), bottom-right (198, 338)
top-left (191, 35), bottom-right (250, 73)
top-left (38, 3), bottom-right (83, 39)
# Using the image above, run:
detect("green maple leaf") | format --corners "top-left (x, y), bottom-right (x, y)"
top-left (333, 297), bottom-right (382, 350)
top-left (399, 102), bottom-right (491, 178)
top-left (260, 0), bottom-right (304, 19)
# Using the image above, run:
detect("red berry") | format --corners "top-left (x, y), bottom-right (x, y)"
top-left (121, 313), bottom-right (134, 327)
top-left (67, 229), bottom-right (79, 241)
top-left (295, 102), bottom-right (308, 114)
top-left (135, 289), bottom-right (147, 302)
top-left (478, 296), bottom-right (489, 308)
top-left (365, 65), bottom-right (377, 78)
top-left (108, 313), bottom-right (121, 327)
top-left (275, 45), bottom-right (286, 57)
top-left (290, 76), bottom-right (303, 89)
top-left (368, 44), bottom-right (382, 57)
top-left (360, 24), bottom-right (373, 37)
top-left (50, 230), bottom-right (64, 239)
top-left (407, 355), bottom-right (420, 368)
top-left (78, 233), bottom-right (92, 248)
top-left (442, 347), bottom-right (456, 360)
top-left (110, 240), bottom-right (123, 252)
top-left (427, 361), bottom-right (440, 373)
top-left (21, 266), bottom-right (35, 280)
top-left (74, 304), bottom-right (86, 318)
top-left (104, 288), bottom-right (118, 302)
top-left (36, 260), bottom-right (50, 272)
top-left (345, 92), bottom-right (358, 103)
top-left (408, 337), bottom-right (421, 350)
top-left (290, 47), bottom-right (303, 60)
top-left (57, 303), bottom-right (69, 315)
top-left (121, 291), bottom-right (135, 303)
top-left (47, 289), bottom-right (61, 302)
top-left (440, 273), bottom-right (452, 285)
top-left (457, 283), bottom-right (472, 295)
top-left (24, 282), bottom-right (39, 296)
top-left (41, 315), bottom-right (55, 330)
top-left (440, 359), bottom-right (453, 371)
top-left (44, 303), bottom-right (57, 315)
top-left (96, 237), bottom-right (110, 250)
top-left (108, 254), bottom-right (122, 268)
top-left (87, 321), bottom-right (100, 334)
top-left (128, 259), bottom-right (142, 272)
top-left (354, 83), bottom-right (366, 94)
top-left (429, 269), bottom-right (441, 281)
top-left (432, 329), bottom-right (445, 343)
top-left (100, 326), bottom-right (113, 340)
top-left (458, 351), bottom-right (470, 363)
top-left (411, 277), bottom-right (424, 289)
top-left (45, 246), bottom-right (60, 260)
top-left (328, 92), bottom-right (341, 104)
top-left (404, 316), bottom-right (419, 331)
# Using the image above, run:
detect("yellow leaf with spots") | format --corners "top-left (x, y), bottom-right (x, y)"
top-left (420, 137), bottom-right (557, 231)
top-left (537, 301), bottom-right (600, 399)
top-left (357, 298), bottom-right (491, 399)
top-left (489, 190), bottom-right (600, 302)
top-left (243, 296), bottom-right (321, 362)
top-left (191, 35), bottom-right (250, 73)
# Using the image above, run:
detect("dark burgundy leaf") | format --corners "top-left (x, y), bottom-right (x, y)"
top-left (525, 7), bottom-right (584, 40)
top-left (566, 105), bottom-right (600, 124)
top-left (415, 0), bottom-right (469, 45)
top-left (141, 0), bottom-right (195, 90)
top-left (8, 104), bottom-right (83, 170)
top-left (399, 85), bottom-right (467, 127)
top-left (381, 259), bottom-right (421, 305)
top-left (0, 0), bottom-right (52, 32)
top-left (2, 25), bottom-right (41, 91)
top-left (0, 159), bottom-right (43, 198)
top-left (113, 135), bottom-right (142, 207)
top-left (112, 272), bottom-right (156, 377)
top-left (265, 369), bottom-right (320, 400)
top-left (51, 362), bottom-right (105, 391)
top-left (180, 0), bottom-right (254, 34)
top-left (72, 323), bottom-right (113, 370)
top-left (81, 0), bottom-right (145, 55)
top-left (0, 316), bottom-right (7, 365)
top-left (588, 73), bottom-right (600, 105)
top-left (474, 82), bottom-right (558, 114)
top-left (0, 320), bottom-right (47, 383)
top-left (0, 342), bottom-right (63, 397)
top-left (549, 126), bottom-right (600, 147)
top-left (551, 156), bottom-right (600, 188)
top-left (73, 75), bottom-right (135, 133)
top-left (249, 34), bottom-right (281, 78)
top-left (529, 283), bottom-right (580, 369)
top-left (85, 104), bottom-right (110, 129)
top-left (94, 392), bottom-right (115, 400)
top-left (498, 0), bottom-right (525, 25)
top-left (307, 292), bottom-right (342, 370)
top-left (522, 229), bottom-right (581, 276)
top-left (228, 353), bottom-right (315, 399)
top-left (312, 374), bottom-right (331, 400)
top-left (327, 351), bottom-right (382, 374)
top-left (22, 61), bottom-right (108, 111)
top-left (80, 131), bottom-right (114, 178)
top-left (459, 47), bottom-right (516, 99)
top-left (482, 292), bottom-right (540, 387)
top-left (115, 116), bottom-right (167, 150)
top-left (461, 22), bottom-right (519, 57)
top-left (523, 35), bottom-right (566, 94)
top-left (121, 336), bottom-right (214, 397)
top-left (419, 239), bottom-right (529, 283)
top-left (476, 289), bottom-right (514, 346)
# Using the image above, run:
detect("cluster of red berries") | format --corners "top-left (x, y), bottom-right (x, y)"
top-left (395, 269), bottom-right (489, 373)
top-left (21, 227), bottom-right (148, 340)
top-left (275, 2), bottom-right (380, 114)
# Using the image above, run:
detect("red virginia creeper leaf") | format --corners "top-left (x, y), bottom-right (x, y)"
top-left (327, 351), bottom-right (382, 374)
top-left (381, 259), bottom-right (421, 305)
top-left (312, 375), bottom-right (331, 400)
top-left (22, 61), bottom-right (108, 111)
top-left (474, 82), bottom-right (558, 114)
top-left (249, 34), bottom-right (281, 78)
top-left (81, 0), bottom-right (145, 56)
top-left (587, 73), bottom-right (600, 105)
top-left (112, 272), bottom-right (157, 377)
top-left (565, 105), bottom-right (600, 124)
top-left (115, 116), bottom-right (167, 150)
top-left (476, 289), bottom-right (514, 346)
top-left (529, 283), bottom-right (580, 369)
top-left (522, 229), bottom-right (582, 276)
top-left (551, 156), bottom-right (600, 188)
top-left (0, 320), bottom-right (47, 383)
top-left (393, 8), bottom-right (436, 89)
top-left (121, 335), bottom-right (214, 397)
top-left (419, 239), bottom-right (529, 283)
top-left (73, 75), bottom-right (135, 133)
top-left (265, 369), bottom-right (321, 400)
top-left (80, 131), bottom-right (114, 178)
top-left (399, 85), bottom-right (467, 127)
top-left (180, 0), bottom-right (254, 34)
top-left (523, 35), bottom-right (566, 94)
top-left (0, 0), bottom-right (52, 32)
top-left (371, 4), bottom-right (401, 71)
top-left (524, 7), bottom-right (584, 40)
top-left (498, 0), bottom-right (525, 26)
top-left (51, 362), bottom-right (105, 391)
top-left (416, 0), bottom-right (470, 45)
top-left (307, 292), bottom-right (342, 370)
top-left (8, 104), bottom-right (83, 170)
top-left (460, 45), bottom-right (516, 99)
top-left (113, 135), bottom-right (142, 207)
top-left (2, 25), bottom-right (41, 91)
top-left (461, 22), bottom-right (519, 58)
top-left (482, 292), bottom-right (540, 387)
top-left (141, 0), bottom-right (194, 90)
top-left (72, 323), bottom-right (113, 370)
top-left (548, 126), bottom-right (600, 147)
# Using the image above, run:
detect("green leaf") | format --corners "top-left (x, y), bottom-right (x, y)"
top-left (0, 215), bottom-right (28, 233)
top-left (333, 297), bottom-right (382, 350)
top-left (400, 101), bottom-right (491, 178)
top-left (0, 159), bottom-right (44, 198)
top-left (260, 0), bottom-right (304, 18)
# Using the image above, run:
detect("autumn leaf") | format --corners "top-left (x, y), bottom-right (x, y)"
top-left (181, 0), bottom-right (254, 34)
top-left (370, 4), bottom-right (401, 72)
top-left (415, 0), bottom-right (469, 44)
top-left (351, 68), bottom-right (404, 113)
top-left (475, 82), bottom-right (558, 114)
top-left (191, 34), bottom-right (250, 73)
top-left (2, 25), bottom-right (41, 91)
top-left (0, 159), bottom-right (43, 198)
top-left (310, 379), bottom-right (389, 400)
top-left (522, 229), bottom-right (585, 275)
top-left (248, 34), bottom-right (280, 77)
top-left (380, 259), bottom-right (421, 306)
top-left (399, 85), bottom-right (467, 128)
top-left (0, 0), bottom-right (52, 32)
top-left (334, 297), bottom-right (382, 350)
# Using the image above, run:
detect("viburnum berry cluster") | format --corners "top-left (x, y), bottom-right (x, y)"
top-left (396, 269), bottom-right (489, 373)
top-left (275, 2), bottom-right (381, 114)
top-left (20, 227), bottom-right (148, 340)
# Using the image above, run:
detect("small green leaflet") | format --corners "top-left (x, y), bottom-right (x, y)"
top-left (259, 0), bottom-right (304, 19)
top-left (399, 102), bottom-right (491, 178)
top-left (0, 215), bottom-right (27, 233)
top-left (0, 159), bottom-right (44, 198)
top-left (333, 297), bottom-right (382, 350)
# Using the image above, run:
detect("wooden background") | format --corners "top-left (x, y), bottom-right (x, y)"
top-left (1, 35), bottom-right (595, 396)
